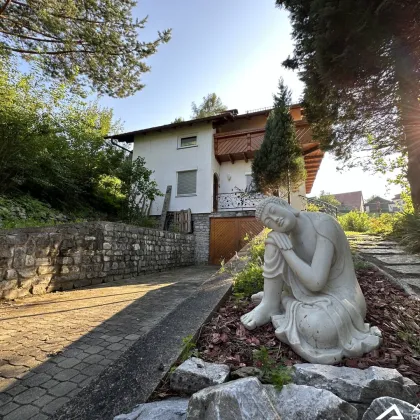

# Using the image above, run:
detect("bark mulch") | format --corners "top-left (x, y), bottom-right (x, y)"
top-left (150, 268), bottom-right (420, 401)
top-left (197, 268), bottom-right (420, 385)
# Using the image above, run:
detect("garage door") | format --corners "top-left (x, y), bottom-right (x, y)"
top-left (209, 217), bottom-right (264, 265)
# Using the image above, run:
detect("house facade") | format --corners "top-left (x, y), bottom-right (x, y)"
top-left (365, 196), bottom-right (396, 213)
top-left (109, 106), bottom-right (324, 264)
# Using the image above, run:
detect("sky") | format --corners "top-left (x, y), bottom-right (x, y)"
top-left (97, 0), bottom-right (400, 201)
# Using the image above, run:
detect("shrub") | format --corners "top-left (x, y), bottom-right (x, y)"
top-left (233, 229), bottom-right (268, 298)
top-left (393, 211), bottom-right (420, 253)
top-left (233, 262), bottom-right (264, 299)
top-left (338, 211), bottom-right (370, 232)
top-left (367, 213), bottom-right (401, 235)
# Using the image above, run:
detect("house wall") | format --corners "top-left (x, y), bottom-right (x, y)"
top-left (132, 124), bottom-right (215, 216)
top-left (218, 160), bottom-right (306, 210)
top-left (219, 160), bottom-right (252, 194)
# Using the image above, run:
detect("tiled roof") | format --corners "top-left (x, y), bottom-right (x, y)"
top-left (333, 191), bottom-right (364, 209)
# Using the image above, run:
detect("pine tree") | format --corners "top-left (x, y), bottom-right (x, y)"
top-left (277, 0), bottom-right (420, 209)
top-left (0, 0), bottom-right (171, 97)
top-left (252, 79), bottom-right (306, 200)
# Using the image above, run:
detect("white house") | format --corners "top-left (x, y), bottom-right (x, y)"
top-left (109, 106), bottom-right (324, 264)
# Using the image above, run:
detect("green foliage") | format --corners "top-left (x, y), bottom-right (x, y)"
top-left (338, 212), bottom-right (371, 233)
top-left (318, 191), bottom-right (340, 207)
top-left (172, 117), bottom-right (185, 123)
top-left (191, 93), bottom-right (228, 119)
top-left (0, 195), bottom-right (78, 228)
top-left (179, 335), bottom-right (199, 363)
top-left (397, 329), bottom-right (420, 354)
top-left (368, 213), bottom-right (401, 235)
top-left (306, 203), bottom-right (320, 212)
top-left (119, 157), bottom-right (162, 225)
top-left (0, 56), bottom-right (124, 210)
top-left (276, 0), bottom-right (420, 209)
top-left (233, 230), bottom-right (268, 299)
top-left (0, 57), bottom-right (162, 225)
top-left (252, 79), bottom-right (305, 196)
top-left (233, 262), bottom-right (264, 300)
top-left (393, 212), bottom-right (420, 254)
top-left (254, 346), bottom-right (292, 390)
top-left (0, 0), bottom-right (171, 97)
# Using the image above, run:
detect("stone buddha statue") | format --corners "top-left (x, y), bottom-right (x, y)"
top-left (241, 197), bottom-right (382, 364)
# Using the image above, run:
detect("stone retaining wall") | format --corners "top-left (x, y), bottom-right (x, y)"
top-left (0, 222), bottom-right (195, 300)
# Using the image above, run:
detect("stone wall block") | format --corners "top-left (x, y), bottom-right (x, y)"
top-left (4, 269), bottom-right (17, 280)
top-left (0, 221), bottom-right (195, 299)
top-left (13, 247), bottom-right (26, 268)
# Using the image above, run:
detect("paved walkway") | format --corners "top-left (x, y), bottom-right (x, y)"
top-left (348, 234), bottom-right (420, 296)
top-left (0, 266), bottom-right (218, 420)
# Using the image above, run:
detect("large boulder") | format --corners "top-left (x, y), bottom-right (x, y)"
top-left (292, 364), bottom-right (418, 404)
top-left (170, 357), bottom-right (230, 394)
top-left (186, 377), bottom-right (280, 420)
top-left (362, 396), bottom-right (418, 420)
top-left (114, 398), bottom-right (189, 420)
top-left (265, 384), bottom-right (358, 420)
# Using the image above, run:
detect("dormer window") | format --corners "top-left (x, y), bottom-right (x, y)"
top-left (179, 136), bottom-right (197, 148)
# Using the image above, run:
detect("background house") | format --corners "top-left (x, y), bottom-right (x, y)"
top-left (333, 191), bottom-right (365, 213)
top-left (109, 106), bottom-right (324, 264)
top-left (365, 196), bottom-right (394, 213)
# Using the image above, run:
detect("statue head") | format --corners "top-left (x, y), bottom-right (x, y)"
top-left (256, 197), bottom-right (300, 233)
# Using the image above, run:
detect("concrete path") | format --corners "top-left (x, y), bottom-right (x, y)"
top-left (0, 266), bottom-right (219, 420)
top-left (348, 234), bottom-right (420, 296)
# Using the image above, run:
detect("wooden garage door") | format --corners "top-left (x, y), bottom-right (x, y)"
top-left (209, 217), bottom-right (264, 265)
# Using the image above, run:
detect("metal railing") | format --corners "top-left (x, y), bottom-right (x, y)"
top-left (216, 192), bottom-right (267, 211)
top-left (245, 106), bottom-right (272, 114)
top-left (300, 195), bottom-right (338, 218)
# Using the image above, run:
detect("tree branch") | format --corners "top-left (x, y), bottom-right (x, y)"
top-left (0, 29), bottom-right (79, 43)
top-left (0, 0), bottom-right (11, 15)
top-left (4, 46), bottom-right (96, 55)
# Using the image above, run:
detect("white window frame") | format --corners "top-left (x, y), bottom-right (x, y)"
top-left (178, 134), bottom-right (198, 149)
top-left (176, 169), bottom-right (198, 197)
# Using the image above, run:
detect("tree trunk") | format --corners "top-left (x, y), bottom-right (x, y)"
top-left (394, 38), bottom-right (420, 210)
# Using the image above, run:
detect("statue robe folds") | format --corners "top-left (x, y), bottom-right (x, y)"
top-left (266, 213), bottom-right (382, 364)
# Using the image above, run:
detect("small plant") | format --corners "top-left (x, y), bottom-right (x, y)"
top-left (179, 334), bottom-right (199, 362)
top-left (397, 329), bottom-right (420, 354)
top-left (233, 262), bottom-right (264, 298)
top-left (353, 258), bottom-right (372, 270)
top-left (253, 346), bottom-right (292, 390)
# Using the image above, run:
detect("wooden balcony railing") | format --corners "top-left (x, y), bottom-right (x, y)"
top-left (213, 120), bottom-right (323, 194)
top-left (214, 128), bottom-right (265, 164)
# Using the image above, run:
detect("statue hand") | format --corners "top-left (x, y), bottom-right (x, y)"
top-left (276, 232), bottom-right (293, 250)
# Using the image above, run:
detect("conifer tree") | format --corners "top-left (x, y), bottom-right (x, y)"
top-left (0, 0), bottom-right (171, 97)
top-left (252, 79), bottom-right (305, 200)
top-left (277, 0), bottom-right (420, 209)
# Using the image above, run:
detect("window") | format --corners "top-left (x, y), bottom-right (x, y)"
top-left (179, 136), bottom-right (197, 148)
top-left (177, 170), bottom-right (197, 195)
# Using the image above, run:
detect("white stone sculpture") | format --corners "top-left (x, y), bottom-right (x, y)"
top-left (241, 197), bottom-right (382, 364)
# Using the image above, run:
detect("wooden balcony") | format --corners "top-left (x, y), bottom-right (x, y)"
top-left (213, 120), bottom-right (324, 194)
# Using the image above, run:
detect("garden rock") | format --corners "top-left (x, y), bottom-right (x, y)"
top-left (265, 384), bottom-right (358, 420)
top-left (186, 377), bottom-right (280, 420)
top-left (292, 363), bottom-right (418, 404)
top-left (361, 396), bottom-right (418, 420)
top-left (230, 366), bottom-right (264, 381)
top-left (170, 357), bottom-right (230, 394)
top-left (114, 398), bottom-right (189, 420)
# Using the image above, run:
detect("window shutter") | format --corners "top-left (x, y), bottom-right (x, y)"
top-left (178, 170), bottom-right (197, 195)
